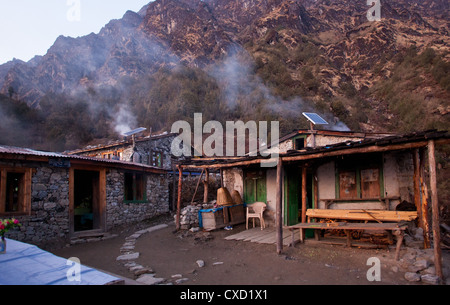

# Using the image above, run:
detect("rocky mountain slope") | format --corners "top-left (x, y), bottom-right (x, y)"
top-left (0, 0), bottom-right (448, 143)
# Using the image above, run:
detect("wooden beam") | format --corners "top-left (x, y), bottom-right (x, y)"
top-left (428, 140), bottom-right (443, 281)
top-left (176, 165), bottom-right (183, 231)
top-left (203, 169), bottom-right (209, 204)
top-left (276, 157), bottom-right (283, 254)
top-left (181, 140), bottom-right (436, 170)
top-left (282, 141), bottom-right (430, 163)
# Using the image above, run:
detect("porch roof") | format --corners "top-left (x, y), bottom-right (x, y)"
top-left (179, 130), bottom-right (450, 169)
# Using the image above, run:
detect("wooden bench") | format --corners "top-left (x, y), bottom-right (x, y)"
top-left (322, 197), bottom-right (400, 209)
top-left (306, 209), bottom-right (418, 223)
top-left (286, 222), bottom-right (408, 260)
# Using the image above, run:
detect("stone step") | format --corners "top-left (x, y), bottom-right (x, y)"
top-left (70, 232), bottom-right (118, 245)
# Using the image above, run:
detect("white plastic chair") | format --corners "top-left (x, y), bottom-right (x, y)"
top-left (246, 202), bottom-right (266, 230)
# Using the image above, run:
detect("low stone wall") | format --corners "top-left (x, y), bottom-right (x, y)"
top-left (177, 204), bottom-right (203, 230)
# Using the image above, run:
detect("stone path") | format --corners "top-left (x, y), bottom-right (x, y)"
top-left (115, 224), bottom-right (169, 285)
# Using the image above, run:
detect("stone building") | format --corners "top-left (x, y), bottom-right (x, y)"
top-left (68, 132), bottom-right (178, 170)
top-left (0, 145), bottom-right (169, 249)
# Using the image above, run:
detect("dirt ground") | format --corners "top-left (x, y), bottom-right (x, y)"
top-left (52, 214), bottom-right (448, 285)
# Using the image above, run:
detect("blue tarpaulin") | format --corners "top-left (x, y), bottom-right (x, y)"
top-left (0, 238), bottom-right (121, 285)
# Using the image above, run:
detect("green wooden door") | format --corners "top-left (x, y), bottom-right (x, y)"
top-left (284, 167), bottom-right (300, 226)
top-left (244, 171), bottom-right (266, 204)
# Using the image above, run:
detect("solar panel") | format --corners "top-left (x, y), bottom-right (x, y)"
top-left (122, 127), bottom-right (147, 137)
top-left (302, 112), bottom-right (329, 125)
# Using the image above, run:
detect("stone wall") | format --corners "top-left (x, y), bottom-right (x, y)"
top-left (133, 135), bottom-right (175, 170)
top-left (223, 168), bottom-right (243, 198)
top-left (106, 169), bottom-right (170, 230)
top-left (2, 162), bottom-right (71, 249)
top-left (108, 170), bottom-right (170, 227)
top-left (76, 134), bottom-right (177, 170)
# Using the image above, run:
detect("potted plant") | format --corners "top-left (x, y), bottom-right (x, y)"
top-left (0, 218), bottom-right (21, 254)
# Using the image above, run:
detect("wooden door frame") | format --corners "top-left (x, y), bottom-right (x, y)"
top-left (69, 166), bottom-right (106, 237)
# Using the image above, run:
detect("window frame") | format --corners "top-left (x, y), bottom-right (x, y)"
top-left (150, 151), bottom-right (163, 168)
top-left (335, 155), bottom-right (385, 200)
top-left (0, 167), bottom-right (32, 216)
top-left (123, 172), bottom-right (147, 203)
top-left (102, 149), bottom-right (124, 160)
top-left (292, 135), bottom-right (307, 150)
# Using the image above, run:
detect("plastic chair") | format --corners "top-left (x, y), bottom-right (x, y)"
top-left (246, 202), bottom-right (266, 230)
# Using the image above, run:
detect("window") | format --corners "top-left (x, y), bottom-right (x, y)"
top-left (102, 149), bottom-right (123, 160)
top-left (294, 138), bottom-right (305, 150)
top-left (0, 168), bottom-right (32, 215)
top-left (336, 154), bottom-right (384, 200)
top-left (293, 136), bottom-right (306, 150)
top-left (339, 170), bottom-right (357, 199)
top-left (102, 152), bottom-right (112, 160)
top-left (150, 151), bottom-right (163, 168)
top-left (124, 173), bottom-right (146, 202)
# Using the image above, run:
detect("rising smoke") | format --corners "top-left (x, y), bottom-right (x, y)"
top-left (208, 47), bottom-right (350, 132)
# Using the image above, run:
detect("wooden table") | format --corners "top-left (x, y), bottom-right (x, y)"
top-left (286, 222), bottom-right (408, 260)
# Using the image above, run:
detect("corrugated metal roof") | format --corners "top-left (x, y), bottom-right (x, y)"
top-left (0, 145), bottom-right (65, 158)
top-left (0, 145), bottom-right (167, 172)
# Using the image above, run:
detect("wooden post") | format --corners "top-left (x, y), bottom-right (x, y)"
top-left (300, 166), bottom-right (308, 243)
top-left (301, 166), bottom-right (307, 223)
top-left (419, 148), bottom-right (431, 249)
top-left (276, 157), bottom-right (283, 254)
top-left (176, 165), bottom-right (183, 231)
top-left (314, 173), bottom-right (318, 210)
top-left (190, 169), bottom-right (205, 205)
top-left (413, 149), bottom-right (422, 227)
top-left (171, 162), bottom-right (177, 211)
top-left (220, 168), bottom-right (224, 188)
top-left (428, 140), bottom-right (443, 281)
top-left (203, 169), bottom-right (209, 204)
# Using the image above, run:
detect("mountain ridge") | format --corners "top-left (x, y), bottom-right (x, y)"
top-left (0, 0), bottom-right (448, 150)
